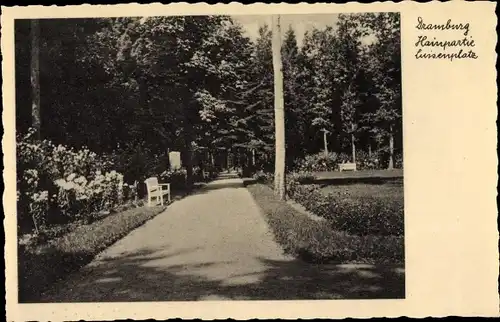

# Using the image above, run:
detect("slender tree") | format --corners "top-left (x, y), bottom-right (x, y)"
top-left (359, 13), bottom-right (402, 169)
top-left (30, 19), bottom-right (41, 140)
top-left (272, 15), bottom-right (286, 200)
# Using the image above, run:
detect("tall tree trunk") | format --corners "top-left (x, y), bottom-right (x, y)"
top-left (388, 124), bottom-right (394, 170)
top-left (252, 149), bottom-right (256, 166)
top-left (323, 129), bottom-right (328, 156)
top-left (184, 143), bottom-right (193, 185)
top-left (30, 19), bottom-right (41, 140)
top-left (351, 123), bottom-right (356, 163)
top-left (368, 140), bottom-right (372, 157)
top-left (184, 123), bottom-right (194, 188)
top-left (272, 15), bottom-right (286, 200)
top-left (209, 150), bottom-right (215, 167)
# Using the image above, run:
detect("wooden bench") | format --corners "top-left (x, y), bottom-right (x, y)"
top-left (339, 162), bottom-right (357, 172)
top-left (144, 177), bottom-right (171, 207)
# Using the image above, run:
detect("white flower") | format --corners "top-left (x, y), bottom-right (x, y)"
top-left (55, 178), bottom-right (66, 187)
top-left (74, 176), bottom-right (87, 184)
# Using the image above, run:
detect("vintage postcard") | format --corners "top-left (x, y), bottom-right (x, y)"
top-left (2, 2), bottom-right (498, 320)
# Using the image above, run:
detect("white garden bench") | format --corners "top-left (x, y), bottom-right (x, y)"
top-left (339, 162), bottom-right (357, 172)
top-left (144, 177), bottom-right (171, 207)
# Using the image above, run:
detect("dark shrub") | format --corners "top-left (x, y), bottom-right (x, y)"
top-left (241, 165), bottom-right (257, 178)
top-left (355, 150), bottom-right (381, 170)
top-left (287, 171), bottom-right (316, 184)
top-left (395, 152), bottom-right (403, 169)
top-left (253, 170), bottom-right (274, 184)
top-left (159, 168), bottom-right (187, 190)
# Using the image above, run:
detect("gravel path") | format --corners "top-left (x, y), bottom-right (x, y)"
top-left (39, 175), bottom-right (404, 302)
top-left (40, 177), bottom-right (294, 301)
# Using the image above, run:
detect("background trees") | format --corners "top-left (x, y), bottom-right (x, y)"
top-left (16, 13), bottom-right (402, 184)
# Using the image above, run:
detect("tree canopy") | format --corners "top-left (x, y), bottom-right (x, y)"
top-left (16, 13), bottom-right (402, 181)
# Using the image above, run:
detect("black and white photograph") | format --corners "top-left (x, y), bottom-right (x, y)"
top-left (14, 12), bottom-right (404, 303)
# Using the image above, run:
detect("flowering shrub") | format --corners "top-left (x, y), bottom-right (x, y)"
top-left (296, 152), bottom-right (338, 172)
top-left (53, 170), bottom-right (124, 219)
top-left (17, 129), bottom-right (135, 233)
top-left (296, 152), bottom-right (351, 172)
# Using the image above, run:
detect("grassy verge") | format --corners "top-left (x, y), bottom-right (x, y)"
top-left (288, 182), bottom-right (404, 236)
top-left (18, 204), bottom-right (166, 302)
top-left (318, 180), bottom-right (403, 202)
top-left (247, 183), bottom-right (403, 265)
top-left (313, 169), bottom-right (404, 180)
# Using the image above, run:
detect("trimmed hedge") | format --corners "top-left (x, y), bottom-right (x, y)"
top-left (247, 183), bottom-right (403, 264)
top-left (287, 180), bottom-right (404, 236)
top-left (18, 204), bottom-right (166, 302)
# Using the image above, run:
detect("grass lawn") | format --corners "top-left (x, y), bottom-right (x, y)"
top-left (246, 183), bottom-right (404, 265)
top-left (317, 179), bottom-right (404, 204)
top-left (247, 183), bottom-right (405, 299)
top-left (18, 204), bottom-right (167, 302)
top-left (313, 169), bottom-right (403, 180)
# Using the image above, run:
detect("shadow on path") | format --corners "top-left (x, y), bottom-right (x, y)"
top-left (188, 177), bottom-right (245, 194)
top-left (40, 247), bottom-right (404, 302)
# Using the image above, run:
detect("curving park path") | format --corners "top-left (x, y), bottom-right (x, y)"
top-left (39, 173), bottom-right (404, 302)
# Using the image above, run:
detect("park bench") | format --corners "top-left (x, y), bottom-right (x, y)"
top-left (339, 162), bottom-right (357, 172)
top-left (144, 177), bottom-right (171, 207)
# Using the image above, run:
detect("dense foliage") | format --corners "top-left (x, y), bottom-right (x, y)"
top-left (16, 13), bottom-right (402, 181)
top-left (295, 150), bottom-right (402, 172)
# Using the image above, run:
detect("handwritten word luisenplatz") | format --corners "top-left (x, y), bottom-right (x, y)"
top-left (415, 17), bottom-right (478, 61)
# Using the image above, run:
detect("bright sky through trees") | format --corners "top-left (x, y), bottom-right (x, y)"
top-left (232, 14), bottom-right (376, 46)
top-left (233, 14), bottom-right (340, 45)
